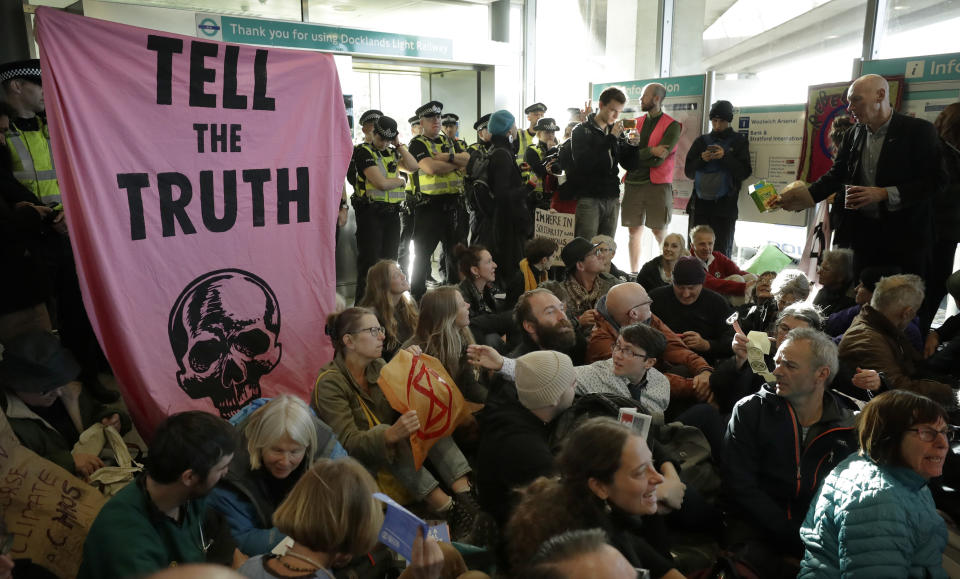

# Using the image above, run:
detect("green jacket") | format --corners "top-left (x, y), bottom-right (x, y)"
top-left (78, 476), bottom-right (209, 578)
top-left (311, 354), bottom-right (397, 468)
top-left (0, 383), bottom-right (130, 474)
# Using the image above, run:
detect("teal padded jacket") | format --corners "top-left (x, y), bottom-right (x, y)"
top-left (798, 454), bottom-right (947, 578)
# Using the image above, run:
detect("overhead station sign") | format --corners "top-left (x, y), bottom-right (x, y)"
top-left (196, 13), bottom-right (453, 60)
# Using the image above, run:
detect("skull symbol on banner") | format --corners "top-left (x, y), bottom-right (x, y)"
top-left (168, 269), bottom-right (282, 418)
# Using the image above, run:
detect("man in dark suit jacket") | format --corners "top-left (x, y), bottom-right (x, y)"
top-left (777, 74), bottom-right (943, 277)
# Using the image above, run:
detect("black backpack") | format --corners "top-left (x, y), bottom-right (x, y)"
top-left (549, 392), bottom-right (642, 451)
top-left (464, 146), bottom-right (496, 217)
top-left (556, 128), bottom-right (582, 201)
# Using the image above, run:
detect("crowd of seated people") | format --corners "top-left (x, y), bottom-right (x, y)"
top-left (4, 96), bottom-right (960, 579)
top-left (7, 223), bottom-right (960, 578)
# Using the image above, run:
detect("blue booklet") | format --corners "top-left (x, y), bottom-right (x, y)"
top-left (374, 492), bottom-right (429, 561)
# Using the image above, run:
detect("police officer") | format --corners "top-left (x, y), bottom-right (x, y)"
top-left (1, 60), bottom-right (60, 208)
top-left (352, 116), bottom-right (419, 301)
top-left (468, 113), bottom-right (492, 153)
top-left (408, 114), bottom-right (422, 138)
top-left (347, 109), bottom-right (382, 190)
top-left (517, 102), bottom-right (547, 159)
top-left (441, 113), bottom-right (468, 151)
top-left (0, 59), bottom-right (117, 403)
top-left (408, 101), bottom-right (470, 299)
top-left (524, 117), bottom-right (561, 218)
top-left (398, 115), bottom-right (422, 275)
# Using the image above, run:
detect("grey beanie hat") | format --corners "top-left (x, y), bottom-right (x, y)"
top-left (515, 350), bottom-right (575, 410)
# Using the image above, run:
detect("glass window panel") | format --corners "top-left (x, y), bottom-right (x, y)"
top-left (535, 0), bottom-right (657, 115)
top-left (675, 0), bottom-right (866, 106)
top-left (875, 0), bottom-right (960, 59)
top-left (307, 0), bottom-right (490, 44)
top-left (96, 0), bottom-right (301, 20)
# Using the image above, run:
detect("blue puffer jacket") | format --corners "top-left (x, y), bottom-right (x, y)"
top-left (798, 454), bottom-right (947, 578)
top-left (208, 398), bottom-right (347, 555)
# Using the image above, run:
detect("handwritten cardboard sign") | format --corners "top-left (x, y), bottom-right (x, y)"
top-left (0, 412), bottom-right (105, 578)
top-left (534, 209), bottom-right (575, 267)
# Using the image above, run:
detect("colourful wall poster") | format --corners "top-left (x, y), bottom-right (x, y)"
top-left (796, 78), bottom-right (904, 185)
top-left (592, 75), bottom-right (706, 210)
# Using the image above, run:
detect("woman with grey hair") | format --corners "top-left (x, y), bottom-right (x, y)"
top-left (740, 269), bottom-right (811, 336)
top-left (712, 304), bottom-right (822, 413)
top-left (813, 249), bottom-right (856, 316)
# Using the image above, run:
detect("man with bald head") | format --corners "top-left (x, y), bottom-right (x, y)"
top-left (777, 74), bottom-right (943, 277)
top-left (587, 282), bottom-right (714, 403)
top-left (621, 83), bottom-right (682, 272)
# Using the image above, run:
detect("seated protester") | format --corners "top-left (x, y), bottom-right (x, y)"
top-left (838, 274), bottom-right (954, 407)
top-left (506, 418), bottom-right (685, 579)
top-left (560, 237), bottom-right (617, 333)
top-left (798, 391), bottom-right (950, 579)
top-left (504, 237), bottom-right (558, 308)
top-left (208, 395), bottom-right (345, 556)
top-left (711, 304), bottom-right (821, 414)
top-left (312, 307), bottom-right (483, 543)
top-left (826, 265), bottom-right (923, 351)
top-left (586, 282), bottom-right (714, 406)
top-left (476, 350), bottom-right (577, 528)
top-left (358, 260), bottom-right (419, 362)
top-left (575, 323), bottom-right (671, 416)
top-left (454, 244), bottom-right (513, 353)
top-left (510, 287), bottom-right (586, 365)
top-left (738, 269), bottom-right (810, 336)
top-left (519, 529), bottom-right (637, 579)
top-left (722, 328), bottom-right (856, 575)
top-left (649, 256), bottom-right (734, 367)
top-left (689, 224), bottom-right (757, 301)
top-left (812, 248), bottom-right (857, 317)
top-left (469, 340), bottom-right (716, 538)
top-left (406, 286), bottom-right (488, 403)
top-left (717, 304), bottom-right (884, 410)
top-left (79, 412), bottom-right (238, 578)
top-left (591, 235), bottom-right (631, 283)
top-left (0, 330), bottom-right (130, 478)
top-left (238, 457), bottom-right (451, 579)
top-left (636, 232), bottom-right (687, 292)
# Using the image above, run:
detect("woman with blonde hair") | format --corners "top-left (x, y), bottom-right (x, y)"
top-left (209, 394), bottom-right (345, 555)
top-left (359, 259), bottom-right (419, 361)
top-left (313, 307), bottom-right (483, 543)
top-left (238, 457), bottom-right (448, 578)
top-left (406, 286), bottom-right (487, 403)
top-left (636, 233), bottom-right (687, 291)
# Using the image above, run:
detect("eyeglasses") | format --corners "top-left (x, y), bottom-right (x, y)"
top-left (612, 341), bottom-right (648, 359)
top-left (906, 426), bottom-right (959, 443)
top-left (629, 300), bottom-right (653, 316)
top-left (351, 326), bottom-right (386, 337)
top-left (592, 247), bottom-right (612, 256)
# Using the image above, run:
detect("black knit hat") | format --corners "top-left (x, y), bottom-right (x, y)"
top-left (709, 100), bottom-right (734, 122)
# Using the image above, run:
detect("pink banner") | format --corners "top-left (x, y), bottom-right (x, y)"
top-left (35, 8), bottom-right (351, 439)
